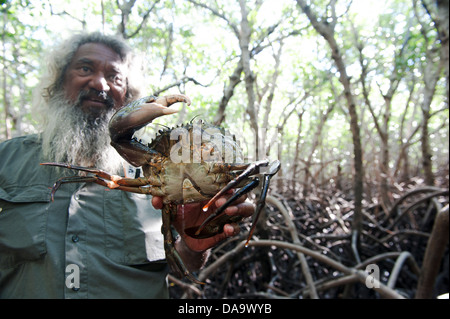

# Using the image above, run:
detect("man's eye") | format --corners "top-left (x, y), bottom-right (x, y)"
top-left (110, 74), bottom-right (124, 85)
top-left (80, 66), bottom-right (92, 74)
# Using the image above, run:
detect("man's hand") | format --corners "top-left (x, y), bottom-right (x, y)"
top-left (151, 191), bottom-right (254, 252)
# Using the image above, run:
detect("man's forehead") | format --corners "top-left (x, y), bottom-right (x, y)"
top-left (71, 42), bottom-right (126, 69)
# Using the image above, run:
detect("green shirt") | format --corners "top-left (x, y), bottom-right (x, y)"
top-left (0, 134), bottom-right (168, 298)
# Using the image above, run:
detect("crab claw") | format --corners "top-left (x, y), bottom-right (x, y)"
top-left (154, 94), bottom-right (191, 107)
top-left (109, 94), bottom-right (191, 167)
top-left (110, 94), bottom-right (190, 140)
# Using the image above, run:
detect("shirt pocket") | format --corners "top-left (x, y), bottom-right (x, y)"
top-left (103, 190), bottom-right (166, 265)
top-left (0, 189), bottom-right (50, 269)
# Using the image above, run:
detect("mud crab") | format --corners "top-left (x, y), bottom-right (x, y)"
top-left (42, 94), bottom-right (280, 284)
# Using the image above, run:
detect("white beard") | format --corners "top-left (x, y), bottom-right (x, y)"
top-left (41, 91), bottom-right (124, 174)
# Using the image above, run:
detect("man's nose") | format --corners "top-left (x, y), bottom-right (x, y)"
top-left (89, 73), bottom-right (110, 92)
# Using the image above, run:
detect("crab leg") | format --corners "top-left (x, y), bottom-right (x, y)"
top-left (41, 162), bottom-right (119, 180)
top-left (194, 178), bottom-right (260, 237)
top-left (40, 162), bottom-right (157, 198)
top-left (202, 159), bottom-right (270, 212)
top-left (244, 160), bottom-right (281, 246)
top-left (197, 160), bottom-right (281, 246)
top-left (43, 175), bottom-right (99, 201)
top-left (162, 204), bottom-right (204, 285)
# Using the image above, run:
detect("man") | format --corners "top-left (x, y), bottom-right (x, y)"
top-left (0, 32), bottom-right (253, 298)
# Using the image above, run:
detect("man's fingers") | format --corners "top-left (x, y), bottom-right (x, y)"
top-left (152, 196), bottom-right (163, 210)
top-left (214, 192), bottom-right (247, 208)
top-left (223, 224), bottom-right (240, 237)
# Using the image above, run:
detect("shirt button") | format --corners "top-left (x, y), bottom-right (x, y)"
top-left (72, 235), bottom-right (80, 243)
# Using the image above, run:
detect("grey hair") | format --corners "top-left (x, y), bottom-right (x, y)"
top-left (33, 32), bottom-right (143, 127)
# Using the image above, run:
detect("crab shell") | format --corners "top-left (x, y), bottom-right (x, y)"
top-left (141, 121), bottom-right (246, 204)
top-left (108, 95), bottom-right (247, 205)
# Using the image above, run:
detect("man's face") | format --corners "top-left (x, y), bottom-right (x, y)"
top-left (62, 42), bottom-right (128, 116)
